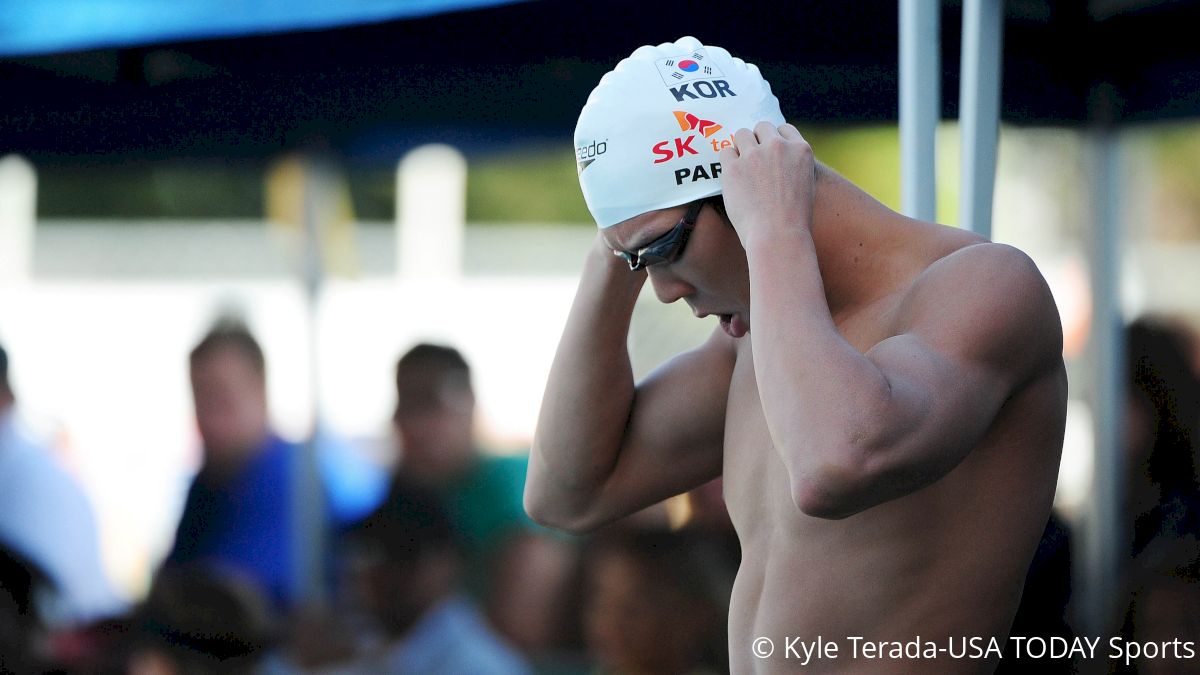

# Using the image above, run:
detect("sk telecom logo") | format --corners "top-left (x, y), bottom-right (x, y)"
top-left (650, 110), bottom-right (733, 186)
top-left (651, 111), bottom-right (725, 164)
top-left (674, 111), bottom-right (722, 139)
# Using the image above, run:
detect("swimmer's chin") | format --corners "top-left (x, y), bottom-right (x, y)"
top-left (719, 313), bottom-right (750, 338)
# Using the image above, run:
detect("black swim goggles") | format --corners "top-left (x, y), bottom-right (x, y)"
top-left (612, 199), bottom-right (707, 271)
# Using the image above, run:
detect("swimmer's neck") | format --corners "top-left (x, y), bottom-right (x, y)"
top-left (807, 162), bottom-right (954, 317)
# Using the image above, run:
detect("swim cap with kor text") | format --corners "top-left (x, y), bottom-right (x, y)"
top-left (574, 36), bottom-right (785, 229)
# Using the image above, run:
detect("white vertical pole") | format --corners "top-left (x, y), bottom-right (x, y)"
top-left (396, 144), bottom-right (467, 280)
top-left (1081, 125), bottom-right (1124, 640)
top-left (900, 0), bottom-right (940, 221)
top-left (958, 0), bottom-right (1003, 238)
top-left (294, 155), bottom-right (331, 609)
top-left (0, 155), bottom-right (36, 285)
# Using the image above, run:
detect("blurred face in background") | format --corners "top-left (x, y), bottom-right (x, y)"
top-left (584, 547), bottom-right (713, 675)
top-left (1132, 574), bottom-right (1200, 675)
top-left (393, 367), bottom-right (476, 485)
top-left (344, 544), bottom-right (459, 639)
top-left (190, 344), bottom-right (269, 469)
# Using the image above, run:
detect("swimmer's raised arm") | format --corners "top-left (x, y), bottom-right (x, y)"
top-left (719, 122), bottom-right (1065, 519)
top-left (525, 235), bottom-right (731, 533)
top-left (525, 36), bottom-right (784, 534)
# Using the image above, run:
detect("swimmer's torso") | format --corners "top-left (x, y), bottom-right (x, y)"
top-left (720, 249), bottom-right (1067, 674)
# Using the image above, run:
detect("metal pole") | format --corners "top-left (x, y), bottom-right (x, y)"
top-left (900, 0), bottom-right (939, 221)
top-left (1079, 123), bottom-right (1124, 643)
top-left (958, 0), bottom-right (1003, 238)
top-left (293, 156), bottom-right (330, 609)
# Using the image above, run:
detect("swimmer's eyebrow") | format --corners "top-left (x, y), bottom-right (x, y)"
top-left (624, 225), bottom-right (671, 253)
top-left (607, 236), bottom-right (641, 255)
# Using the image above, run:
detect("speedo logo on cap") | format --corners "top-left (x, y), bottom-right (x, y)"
top-left (575, 139), bottom-right (607, 174)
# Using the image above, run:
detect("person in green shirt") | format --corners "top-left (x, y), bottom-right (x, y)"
top-left (391, 343), bottom-right (577, 659)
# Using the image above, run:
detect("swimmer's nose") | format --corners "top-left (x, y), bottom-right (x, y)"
top-left (647, 265), bottom-right (694, 305)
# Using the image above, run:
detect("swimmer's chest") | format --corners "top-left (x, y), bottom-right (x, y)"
top-left (721, 347), bottom-right (777, 533)
top-left (719, 315), bottom-right (899, 536)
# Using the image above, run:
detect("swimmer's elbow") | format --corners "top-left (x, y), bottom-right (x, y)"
top-left (788, 450), bottom-right (874, 519)
top-left (790, 478), bottom-right (864, 520)
top-left (527, 509), bottom-right (604, 535)
top-left (523, 485), bottom-right (604, 535)
top-left (525, 439), bottom-right (625, 534)
top-left (790, 436), bottom-right (941, 519)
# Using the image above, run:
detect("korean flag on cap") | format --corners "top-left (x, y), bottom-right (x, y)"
top-left (655, 48), bottom-right (724, 87)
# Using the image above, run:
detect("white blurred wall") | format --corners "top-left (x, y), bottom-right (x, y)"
top-left (4, 124), bottom-right (1198, 600)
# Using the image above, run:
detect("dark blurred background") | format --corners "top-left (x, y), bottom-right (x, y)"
top-left (5, 0), bottom-right (1200, 162)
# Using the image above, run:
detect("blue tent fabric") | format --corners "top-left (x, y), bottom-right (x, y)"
top-left (1, 0), bottom-right (1198, 162)
top-left (0, 0), bottom-right (526, 57)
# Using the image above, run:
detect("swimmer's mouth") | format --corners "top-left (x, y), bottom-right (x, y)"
top-left (691, 309), bottom-right (732, 325)
top-left (719, 313), bottom-right (749, 338)
top-left (692, 309), bottom-right (745, 337)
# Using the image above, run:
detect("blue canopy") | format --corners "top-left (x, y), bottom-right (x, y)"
top-left (0, 0), bottom-right (525, 57)
top-left (2, 0), bottom-right (1198, 162)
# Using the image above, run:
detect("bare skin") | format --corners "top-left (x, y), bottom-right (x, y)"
top-left (526, 123), bottom-right (1067, 673)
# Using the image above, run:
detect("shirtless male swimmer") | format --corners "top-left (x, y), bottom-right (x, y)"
top-left (525, 37), bottom-right (1067, 673)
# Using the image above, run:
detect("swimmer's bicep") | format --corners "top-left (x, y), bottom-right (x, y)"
top-left (862, 333), bottom-right (1010, 483)
top-left (861, 250), bottom-right (1060, 479)
top-left (592, 327), bottom-right (733, 516)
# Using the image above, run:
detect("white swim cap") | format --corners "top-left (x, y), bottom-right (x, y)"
top-left (575, 36), bottom-right (785, 229)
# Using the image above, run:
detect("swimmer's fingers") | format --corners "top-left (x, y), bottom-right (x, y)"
top-left (732, 126), bottom-right (759, 154)
top-left (753, 120), bottom-right (783, 143)
top-left (779, 123), bottom-right (804, 140)
top-left (720, 119), bottom-right (816, 245)
top-left (734, 122), bottom-right (802, 153)
top-left (718, 144), bottom-right (739, 165)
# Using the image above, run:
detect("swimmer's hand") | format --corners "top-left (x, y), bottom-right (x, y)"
top-left (718, 121), bottom-right (816, 248)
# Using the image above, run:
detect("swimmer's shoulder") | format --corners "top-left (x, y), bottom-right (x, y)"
top-left (904, 241), bottom-right (1065, 376)
top-left (925, 241), bottom-right (1056, 312)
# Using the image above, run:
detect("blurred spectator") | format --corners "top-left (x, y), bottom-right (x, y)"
top-left (392, 344), bottom-right (528, 552)
top-left (166, 319), bottom-right (328, 611)
top-left (582, 529), bottom-right (733, 675)
top-left (391, 343), bottom-right (577, 655)
top-left (1106, 316), bottom-right (1200, 674)
top-left (1123, 317), bottom-right (1200, 558)
top-left (0, 341), bottom-right (125, 626)
top-left (996, 511), bottom-right (1075, 674)
top-left (337, 477), bottom-right (530, 674)
top-left (1113, 538), bottom-right (1200, 675)
top-left (0, 543), bottom-right (52, 674)
top-left (484, 529), bottom-right (583, 666)
top-left (120, 563), bottom-right (277, 675)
